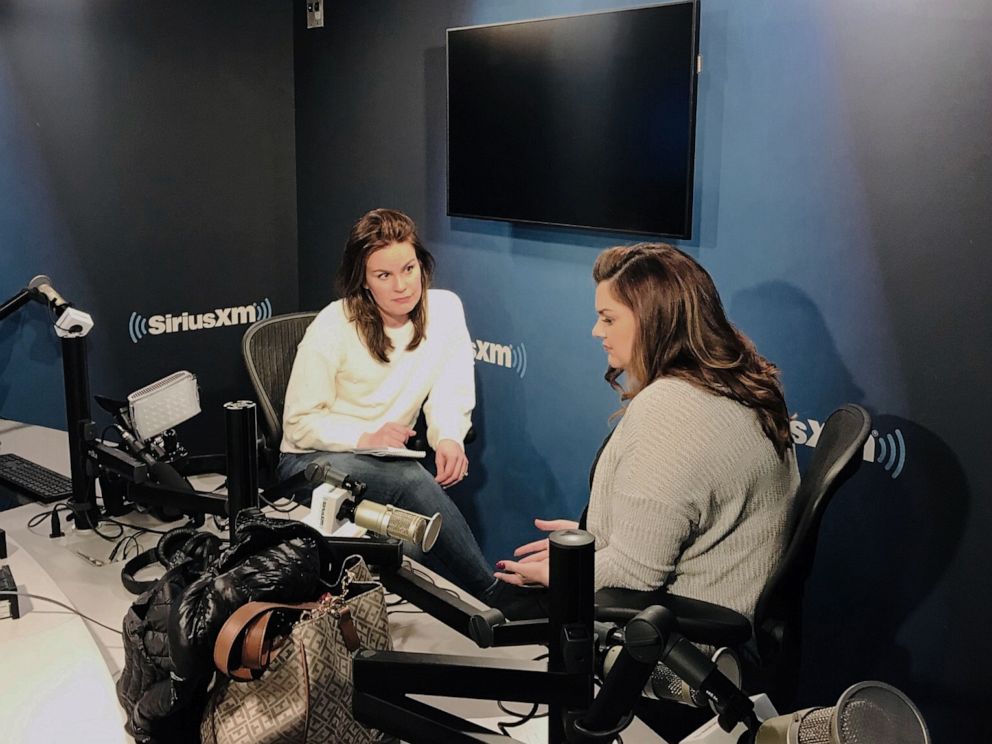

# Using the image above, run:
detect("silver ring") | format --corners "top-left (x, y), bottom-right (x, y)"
top-left (462, 471), bottom-right (469, 478)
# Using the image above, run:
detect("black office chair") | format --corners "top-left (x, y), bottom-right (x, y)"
top-left (747, 402), bottom-right (871, 707)
top-left (241, 311), bottom-right (318, 480)
top-left (596, 403), bottom-right (872, 729)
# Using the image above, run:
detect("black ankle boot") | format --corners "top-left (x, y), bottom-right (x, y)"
top-left (482, 581), bottom-right (550, 621)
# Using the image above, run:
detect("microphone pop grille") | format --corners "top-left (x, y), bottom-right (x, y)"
top-left (794, 682), bottom-right (930, 744)
top-left (793, 707), bottom-right (832, 744)
top-left (382, 508), bottom-right (426, 545)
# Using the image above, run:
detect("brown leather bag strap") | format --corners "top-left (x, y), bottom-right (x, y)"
top-left (213, 600), bottom-right (318, 679)
top-left (231, 611), bottom-right (276, 681)
top-left (337, 604), bottom-right (361, 652)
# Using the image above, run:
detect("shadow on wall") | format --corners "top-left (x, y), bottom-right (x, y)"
top-left (728, 280), bottom-right (864, 412)
top-left (0, 313), bottom-right (16, 409)
top-left (728, 281), bottom-right (971, 732)
top-left (0, 303), bottom-right (61, 412)
top-left (800, 417), bottom-right (970, 722)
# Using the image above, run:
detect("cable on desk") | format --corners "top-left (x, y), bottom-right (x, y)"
top-left (26, 502), bottom-right (72, 529)
top-left (26, 501), bottom-right (74, 538)
top-left (408, 563), bottom-right (462, 600)
top-left (496, 703), bottom-right (543, 737)
top-left (0, 590), bottom-right (123, 635)
top-left (109, 530), bottom-right (149, 562)
top-left (385, 593), bottom-right (409, 608)
top-left (386, 607), bottom-right (426, 616)
top-left (103, 517), bottom-right (175, 535)
top-left (93, 520), bottom-right (125, 542)
top-left (259, 491), bottom-right (303, 513)
top-left (490, 651), bottom-right (553, 736)
top-left (384, 563), bottom-right (465, 616)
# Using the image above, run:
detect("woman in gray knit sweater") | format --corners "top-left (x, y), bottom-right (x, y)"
top-left (494, 243), bottom-right (799, 624)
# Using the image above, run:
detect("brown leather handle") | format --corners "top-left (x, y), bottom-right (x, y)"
top-left (213, 600), bottom-right (318, 680)
top-left (212, 597), bottom-right (365, 681)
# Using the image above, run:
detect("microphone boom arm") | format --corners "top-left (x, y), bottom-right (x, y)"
top-left (0, 288), bottom-right (35, 322)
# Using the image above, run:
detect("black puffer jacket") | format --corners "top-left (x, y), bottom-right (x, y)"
top-left (118, 561), bottom-right (206, 743)
top-left (117, 510), bottom-right (341, 743)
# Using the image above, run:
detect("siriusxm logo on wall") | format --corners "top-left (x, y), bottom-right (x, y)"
top-left (128, 298), bottom-right (273, 343)
top-left (472, 339), bottom-right (528, 379)
top-left (791, 414), bottom-right (907, 479)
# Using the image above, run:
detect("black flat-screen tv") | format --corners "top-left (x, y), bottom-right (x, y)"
top-left (447, 2), bottom-right (700, 238)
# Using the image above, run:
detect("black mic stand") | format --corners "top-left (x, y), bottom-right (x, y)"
top-left (60, 334), bottom-right (100, 529)
top-left (0, 285), bottom-right (100, 527)
top-left (0, 281), bottom-right (225, 529)
top-left (351, 529), bottom-right (596, 744)
top-left (575, 607), bottom-right (760, 743)
top-left (345, 531), bottom-right (763, 744)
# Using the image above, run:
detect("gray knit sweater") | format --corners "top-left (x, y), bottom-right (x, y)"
top-left (587, 377), bottom-right (799, 622)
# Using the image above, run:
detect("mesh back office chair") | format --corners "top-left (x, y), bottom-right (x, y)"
top-left (748, 402), bottom-right (872, 707)
top-left (240, 310), bottom-right (469, 476)
top-left (596, 403), bottom-right (871, 730)
top-left (241, 311), bottom-right (318, 478)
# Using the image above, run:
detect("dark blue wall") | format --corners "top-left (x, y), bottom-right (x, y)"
top-left (0, 1), bottom-right (299, 453)
top-left (2, 0), bottom-right (989, 738)
top-left (294, 0), bottom-right (992, 738)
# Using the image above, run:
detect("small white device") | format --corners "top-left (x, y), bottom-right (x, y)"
top-left (303, 484), bottom-right (365, 538)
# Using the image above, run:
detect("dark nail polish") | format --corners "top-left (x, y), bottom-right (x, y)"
top-left (495, 561), bottom-right (506, 570)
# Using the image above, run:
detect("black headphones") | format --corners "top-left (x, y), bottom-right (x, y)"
top-left (121, 525), bottom-right (224, 595)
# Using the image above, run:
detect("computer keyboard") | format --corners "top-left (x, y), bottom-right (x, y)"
top-left (0, 453), bottom-right (74, 504)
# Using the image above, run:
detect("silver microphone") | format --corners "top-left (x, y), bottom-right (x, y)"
top-left (601, 645), bottom-right (741, 712)
top-left (647, 659), bottom-right (710, 708)
top-left (753, 682), bottom-right (930, 744)
top-left (350, 500), bottom-right (442, 553)
top-left (28, 274), bottom-right (69, 312)
top-left (302, 463), bottom-right (441, 552)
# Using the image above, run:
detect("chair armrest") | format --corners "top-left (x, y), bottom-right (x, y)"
top-left (594, 587), bottom-right (752, 647)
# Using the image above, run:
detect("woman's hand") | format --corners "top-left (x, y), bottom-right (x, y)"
top-left (512, 518), bottom-right (580, 564)
top-left (495, 556), bottom-right (550, 587)
top-left (357, 422), bottom-right (417, 449)
top-left (434, 438), bottom-right (468, 487)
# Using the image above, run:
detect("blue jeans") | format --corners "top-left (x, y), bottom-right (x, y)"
top-left (278, 451), bottom-right (496, 598)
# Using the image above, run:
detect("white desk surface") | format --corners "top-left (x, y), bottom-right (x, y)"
top-left (0, 420), bottom-right (677, 743)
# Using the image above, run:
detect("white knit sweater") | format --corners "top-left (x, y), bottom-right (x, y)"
top-left (587, 377), bottom-right (799, 622)
top-left (280, 289), bottom-right (475, 453)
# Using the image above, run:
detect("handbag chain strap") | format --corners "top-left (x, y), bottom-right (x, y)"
top-left (301, 565), bottom-right (353, 622)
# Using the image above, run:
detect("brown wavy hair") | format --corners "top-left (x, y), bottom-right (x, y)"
top-left (336, 208), bottom-right (435, 363)
top-left (593, 243), bottom-right (792, 459)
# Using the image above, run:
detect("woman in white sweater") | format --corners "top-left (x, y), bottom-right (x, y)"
top-left (279, 208), bottom-right (496, 597)
top-left (494, 243), bottom-right (799, 625)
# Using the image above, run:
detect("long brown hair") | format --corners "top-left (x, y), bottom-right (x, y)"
top-left (593, 243), bottom-right (792, 459)
top-left (336, 209), bottom-right (436, 363)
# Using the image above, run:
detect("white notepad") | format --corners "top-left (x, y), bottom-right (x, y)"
top-left (352, 447), bottom-right (426, 459)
